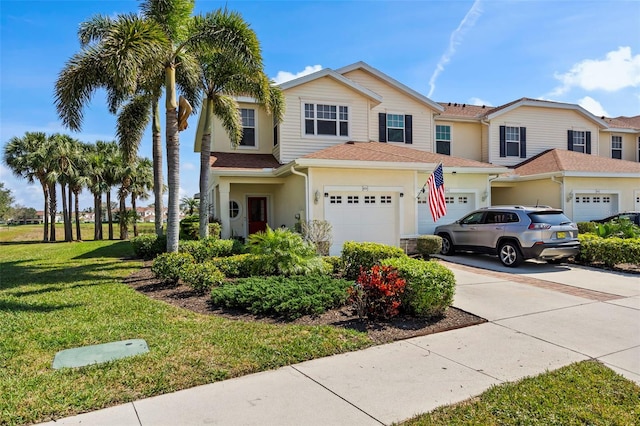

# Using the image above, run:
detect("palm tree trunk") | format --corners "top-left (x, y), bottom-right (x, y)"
top-left (198, 99), bottom-right (212, 239)
top-left (74, 190), bottom-right (82, 241)
top-left (107, 190), bottom-right (114, 240)
top-left (165, 64), bottom-right (180, 253)
top-left (131, 193), bottom-right (139, 237)
top-left (67, 185), bottom-right (73, 241)
top-left (60, 183), bottom-right (72, 242)
top-left (48, 182), bottom-right (57, 242)
top-left (152, 99), bottom-right (164, 237)
top-left (119, 195), bottom-right (128, 240)
top-left (41, 181), bottom-right (49, 242)
top-left (94, 193), bottom-right (103, 240)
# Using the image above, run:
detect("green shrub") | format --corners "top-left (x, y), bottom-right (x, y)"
top-left (179, 215), bottom-right (200, 240)
top-left (348, 265), bottom-right (406, 320)
top-left (341, 241), bottom-right (407, 280)
top-left (151, 252), bottom-right (195, 283)
top-left (416, 235), bottom-right (442, 258)
top-left (594, 218), bottom-right (640, 239)
top-left (577, 221), bottom-right (597, 234)
top-left (382, 257), bottom-right (455, 318)
top-left (211, 275), bottom-right (352, 319)
top-left (208, 222), bottom-right (222, 239)
top-left (210, 254), bottom-right (257, 278)
top-left (248, 226), bottom-right (326, 276)
top-left (180, 261), bottom-right (225, 293)
top-left (179, 238), bottom-right (237, 262)
top-left (323, 256), bottom-right (344, 275)
top-left (577, 235), bottom-right (640, 267)
top-left (130, 234), bottom-right (166, 260)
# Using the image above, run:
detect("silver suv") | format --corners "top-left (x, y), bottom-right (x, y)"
top-left (434, 206), bottom-right (580, 267)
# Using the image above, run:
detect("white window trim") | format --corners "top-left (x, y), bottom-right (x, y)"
top-left (505, 126), bottom-right (521, 157)
top-left (611, 135), bottom-right (622, 158)
top-left (572, 130), bottom-right (586, 152)
top-left (386, 113), bottom-right (406, 143)
top-left (237, 108), bottom-right (259, 150)
top-left (300, 100), bottom-right (351, 140)
top-left (229, 200), bottom-right (241, 221)
top-left (435, 124), bottom-right (452, 154)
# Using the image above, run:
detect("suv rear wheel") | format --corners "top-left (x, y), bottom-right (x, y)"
top-left (499, 241), bottom-right (522, 267)
top-left (439, 234), bottom-right (455, 255)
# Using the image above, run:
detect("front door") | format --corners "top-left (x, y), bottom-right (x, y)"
top-left (248, 197), bottom-right (268, 234)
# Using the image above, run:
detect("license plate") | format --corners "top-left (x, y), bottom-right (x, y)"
top-left (556, 231), bottom-right (566, 239)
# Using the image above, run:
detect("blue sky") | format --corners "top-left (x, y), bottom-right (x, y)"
top-left (1, 0), bottom-right (639, 211)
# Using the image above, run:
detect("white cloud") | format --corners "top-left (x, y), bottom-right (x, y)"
top-left (272, 65), bottom-right (323, 84)
top-left (577, 96), bottom-right (609, 117)
top-left (428, 0), bottom-right (483, 98)
top-left (181, 162), bottom-right (196, 171)
top-left (551, 46), bottom-right (640, 96)
top-left (468, 97), bottom-right (492, 106)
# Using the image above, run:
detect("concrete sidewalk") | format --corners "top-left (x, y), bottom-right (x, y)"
top-left (41, 260), bottom-right (640, 426)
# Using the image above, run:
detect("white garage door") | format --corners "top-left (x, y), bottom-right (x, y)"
top-left (418, 193), bottom-right (476, 235)
top-left (325, 192), bottom-right (398, 256)
top-left (572, 193), bottom-right (618, 222)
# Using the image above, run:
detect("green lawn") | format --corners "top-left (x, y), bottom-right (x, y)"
top-left (0, 239), bottom-right (371, 425)
top-left (401, 360), bottom-right (640, 425)
top-left (0, 222), bottom-right (156, 242)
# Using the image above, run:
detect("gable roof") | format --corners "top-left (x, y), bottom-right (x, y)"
top-left (277, 68), bottom-right (383, 104)
top-left (603, 115), bottom-right (640, 131)
top-left (437, 102), bottom-right (490, 119)
top-left (298, 141), bottom-right (504, 171)
top-left (336, 62), bottom-right (445, 112)
top-left (209, 152), bottom-right (281, 170)
top-left (512, 148), bottom-right (640, 176)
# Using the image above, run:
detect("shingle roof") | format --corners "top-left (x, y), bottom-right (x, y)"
top-left (512, 149), bottom-right (640, 175)
top-left (603, 115), bottom-right (640, 130)
top-left (209, 152), bottom-right (281, 170)
top-left (302, 142), bottom-right (500, 168)
top-left (437, 102), bottom-right (489, 118)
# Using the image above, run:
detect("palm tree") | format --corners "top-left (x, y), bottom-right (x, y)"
top-left (3, 132), bottom-right (54, 241)
top-left (68, 141), bottom-right (90, 241)
top-left (180, 196), bottom-right (199, 216)
top-left (193, 49), bottom-right (285, 238)
top-left (48, 134), bottom-right (79, 242)
top-left (129, 157), bottom-right (154, 237)
top-left (85, 142), bottom-right (108, 239)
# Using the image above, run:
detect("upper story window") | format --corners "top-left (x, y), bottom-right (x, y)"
top-left (499, 125), bottom-right (526, 158)
top-left (378, 113), bottom-right (412, 144)
top-left (304, 103), bottom-right (348, 137)
top-left (436, 125), bottom-right (451, 155)
top-left (611, 135), bottom-right (622, 159)
top-left (240, 108), bottom-right (256, 147)
top-left (567, 130), bottom-right (591, 154)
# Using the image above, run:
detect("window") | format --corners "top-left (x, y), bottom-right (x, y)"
top-left (304, 103), bottom-right (348, 137)
top-left (347, 195), bottom-right (359, 204)
top-left (380, 195), bottom-right (392, 204)
top-left (378, 113), bottom-right (413, 144)
top-left (611, 135), bottom-right (622, 159)
top-left (364, 196), bottom-right (376, 204)
top-left (387, 114), bottom-right (405, 142)
top-left (240, 109), bottom-right (256, 147)
top-left (229, 200), bottom-right (240, 219)
top-left (436, 125), bottom-right (451, 155)
top-left (568, 130), bottom-right (591, 154)
top-left (330, 195), bottom-right (342, 204)
top-left (499, 126), bottom-right (526, 158)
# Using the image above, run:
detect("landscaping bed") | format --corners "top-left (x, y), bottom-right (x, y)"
top-left (125, 262), bottom-right (486, 345)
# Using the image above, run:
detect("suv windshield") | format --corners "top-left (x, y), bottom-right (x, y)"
top-left (528, 212), bottom-right (572, 225)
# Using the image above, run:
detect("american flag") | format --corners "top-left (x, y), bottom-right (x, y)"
top-left (427, 163), bottom-right (446, 221)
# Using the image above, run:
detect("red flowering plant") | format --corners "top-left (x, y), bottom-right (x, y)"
top-left (348, 264), bottom-right (406, 320)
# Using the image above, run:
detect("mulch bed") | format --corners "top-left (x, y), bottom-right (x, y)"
top-left (123, 263), bottom-right (487, 345)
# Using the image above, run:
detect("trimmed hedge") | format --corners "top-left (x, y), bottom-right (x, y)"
top-left (577, 235), bottom-right (640, 267)
top-left (341, 241), bottom-right (407, 280)
top-left (211, 275), bottom-right (353, 319)
top-left (179, 238), bottom-right (240, 262)
top-left (381, 257), bottom-right (455, 318)
top-left (151, 252), bottom-right (195, 283)
top-left (209, 254), bottom-right (257, 278)
top-left (130, 234), bottom-right (166, 260)
top-left (180, 261), bottom-right (225, 293)
top-left (416, 235), bottom-right (442, 258)
top-left (577, 221), bottom-right (597, 234)
top-left (179, 215), bottom-right (199, 240)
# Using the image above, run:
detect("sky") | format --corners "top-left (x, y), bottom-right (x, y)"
top-left (1, 0), bottom-right (639, 211)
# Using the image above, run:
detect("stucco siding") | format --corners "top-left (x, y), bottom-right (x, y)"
top-left (278, 77), bottom-right (371, 163)
top-left (273, 174), bottom-right (306, 229)
top-left (598, 131), bottom-right (639, 162)
top-left (488, 106), bottom-right (601, 166)
top-left (491, 180), bottom-right (561, 209)
top-left (341, 69), bottom-right (436, 153)
top-left (434, 120), bottom-right (483, 161)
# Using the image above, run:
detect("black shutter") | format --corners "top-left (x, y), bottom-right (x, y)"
top-left (378, 113), bottom-right (387, 142)
top-left (568, 130), bottom-right (574, 151)
top-left (499, 125), bottom-right (506, 157)
top-left (404, 115), bottom-right (413, 144)
top-left (519, 127), bottom-right (527, 158)
top-left (586, 131), bottom-right (591, 154)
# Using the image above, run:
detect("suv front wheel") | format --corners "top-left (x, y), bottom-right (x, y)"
top-left (499, 241), bottom-right (523, 267)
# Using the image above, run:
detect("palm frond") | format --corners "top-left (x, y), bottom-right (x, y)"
top-left (211, 95), bottom-right (242, 146)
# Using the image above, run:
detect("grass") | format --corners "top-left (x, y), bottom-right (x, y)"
top-left (401, 360), bottom-right (640, 426)
top-left (0, 222), bottom-right (157, 242)
top-left (0, 237), bottom-right (372, 425)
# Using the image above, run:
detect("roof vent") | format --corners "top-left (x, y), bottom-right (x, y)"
top-left (462, 104), bottom-right (466, 107)
top-left (482, 105), bottom-right (485, 108)
top-left (454, 103), bottom-right (458, 107)
top-left (448, 102), bottom-right (451, 106)
top-left (346, 141), bottom-right (355, 145)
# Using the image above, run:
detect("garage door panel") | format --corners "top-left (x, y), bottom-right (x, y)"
top-left (572, 194), bottom-right (618, 222)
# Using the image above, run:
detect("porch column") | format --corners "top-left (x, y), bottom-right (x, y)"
top-left (219, 181), bottom-right (231, 239)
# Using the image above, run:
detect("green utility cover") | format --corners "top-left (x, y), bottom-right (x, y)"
top-left (52, 339), bottom-right (149, 369)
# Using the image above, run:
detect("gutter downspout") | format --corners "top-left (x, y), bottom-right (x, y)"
top-left (290, 164), bottom-right (309, 222)
top-left (551, 176), bottom-right (564, 211)
top-left (487, 174), bottom-right (500, 206)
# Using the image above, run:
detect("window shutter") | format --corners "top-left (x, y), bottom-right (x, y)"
top-left (567, 130), bottom-right (574, 151)
top-left (404, 115), bottom-right (413, 144)
top-left (519, 127), bottom-right (527, 158)
top-left (499, 125), bottom-right (506, 157)
top-left (378, 113), bottom-right (387, 142)
top-left (586, 131), bottom-right (591, 154)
